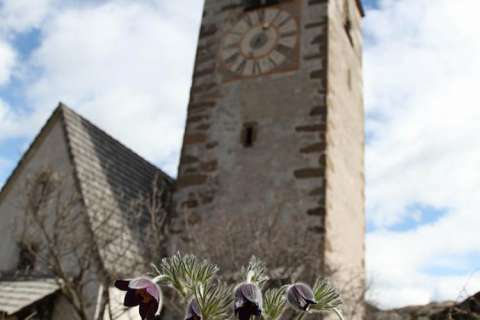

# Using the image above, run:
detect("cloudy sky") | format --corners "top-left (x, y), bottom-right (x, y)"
top-left (0, 0), bottom-right (479, 309)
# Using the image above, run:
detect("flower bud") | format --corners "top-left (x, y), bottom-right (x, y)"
top-left (234, 282), bottom-right (263, 320)
top-left (114, 277), bottom-right (162, 320)
top-left (286, 283), bottom-right (317, 311)
top-left (185, 298), bottom-right (202, 320)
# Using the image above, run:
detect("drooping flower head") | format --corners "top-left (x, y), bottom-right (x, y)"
top-left (234, 282), bottom-right (262, 320)
top-left (286, 283), bottom-right (317, 311)
top-left (115, 277), bottom-right (162, 320)
top-left (185, 298), bottom-right (202, 320)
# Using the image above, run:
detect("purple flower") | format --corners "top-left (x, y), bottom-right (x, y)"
top-left (234, 283), bottom-right (262, 320)
top-left (286, 283), bottom-right (317, 311)
top-left (185, 298), bottom-right (202, 320)
top-left (114, 277), bottom-right (162, 320)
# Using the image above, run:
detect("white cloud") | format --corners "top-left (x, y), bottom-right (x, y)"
top-left (3, 1), bottom-right (202, 176)
top-left (0, 0), bottom-right (53, 34)
top-left (0, 40), bottom-right (16, 85)
top-left (0, 99), bottom-right (24, 136)
top-left (367, 212), bottom-right (480, 308)
top-left (365, 0), bottom-right (480, 308)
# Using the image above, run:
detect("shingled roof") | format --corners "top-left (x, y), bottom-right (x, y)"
top-left (0, 103), bottom-right (175, 276)
top-left (61, 104), bottom-right (174, 275)
top-left (0, 278), bottom-right (59, 316)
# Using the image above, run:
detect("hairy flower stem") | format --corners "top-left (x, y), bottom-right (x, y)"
top-left (246, 271), bottom-right (254, 283)
top-left (333, 308), bottom-right (345, 320)
top-left (309, 308), bottom-right (345, 320)
top-left (294, 312), bottom-right (307, 320)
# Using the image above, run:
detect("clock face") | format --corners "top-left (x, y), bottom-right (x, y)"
top-left (220, 7), bottom-right (300, 79)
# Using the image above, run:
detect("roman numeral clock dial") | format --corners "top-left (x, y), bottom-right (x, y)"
top-left (220, 3), bottom-right (300, 81)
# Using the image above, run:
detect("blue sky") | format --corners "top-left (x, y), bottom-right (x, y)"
top-left (1, 0), bottom-right (480, 309)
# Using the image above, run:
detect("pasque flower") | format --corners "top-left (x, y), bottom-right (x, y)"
top-left (286, 283), bottom-right (317, 311)
top-left (234, 282), bottom-right (263, 320)
top-left (185, 298), bottom-right (202, 320)
top-left (114, 277), bottom-right (162, 320)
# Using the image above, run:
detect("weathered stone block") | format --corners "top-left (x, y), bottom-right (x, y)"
top-left (300, 142), bottom-right (326, 153)
top-left (177, 175), bottom-right (208, 188)
top-left (310, 106), bottom-right (327, 116)
top-left (182, 155), bottom-right (199, 165)
top-left (307, 206), bottom-right (326, 216)
top-left (294, 168), bottom-right (324, 179)
top-left (295, 124), bottom-right (326, 132)
top-left (184, 133), bottom-right (207, 145)
top-left (195, 124), bottom-right (211, 131)
top-left (187, 115), bottom-right (209, 123)
top-left (199, 24), bottom-right (218, 38)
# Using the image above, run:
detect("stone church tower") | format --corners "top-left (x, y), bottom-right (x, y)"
top-left (175, 0), bottom-right (365, 315)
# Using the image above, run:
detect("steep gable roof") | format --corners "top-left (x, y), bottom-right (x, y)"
top-left (0, 103), bottom-right (174, 276)
top-left (60, 104), bottom-right (174, 275)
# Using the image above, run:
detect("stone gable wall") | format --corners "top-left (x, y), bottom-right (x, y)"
top-left (0, 114), bottom-right (100, 319)
top-left (0, 117), bottom-right (76, 273)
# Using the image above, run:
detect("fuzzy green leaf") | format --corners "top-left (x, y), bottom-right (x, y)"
top-left (194, 281), bottom-right (233, 320)
top-left (158, 252), bottom-right (187, 296)
top-left (155, 252), bottom-right (219, 298)
top-left (263, 286), bottom-right (287, 320)
top-left (182, 254), bottom-right (219, 291)
top-left (241, 256), bottom-right (269, 288)
top-left (310, 278), bottom-right (343, 318)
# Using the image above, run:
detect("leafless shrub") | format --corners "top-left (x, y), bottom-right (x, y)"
top-left (17, 169), bottom-right (106, 319)
top-left (174, 208), bottom-right (367, 319)
top-left (126, 174), bottom-right (173, 267)
top-left (179, 209), bottom-right (321, 285)
top-left (12, 165), bottom-right (175, 319)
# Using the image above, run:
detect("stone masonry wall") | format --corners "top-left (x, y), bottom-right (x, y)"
top-left (174, 3), bottom-right (366, 316)
top-left (174, 0), bottom-right (331, 270)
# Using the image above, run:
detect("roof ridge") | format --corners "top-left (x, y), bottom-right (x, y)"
top-left (58, 103), bottom-right (174, 183)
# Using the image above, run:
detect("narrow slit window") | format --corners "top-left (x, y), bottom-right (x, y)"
top-left (348, 69), bottom-right (352, 91)
top-left (345, 19), bottom-right (354, 47)
top-left (343, 0), bottom-right (354, 47)
top-left (242, 123), bottom-right (257, 147)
